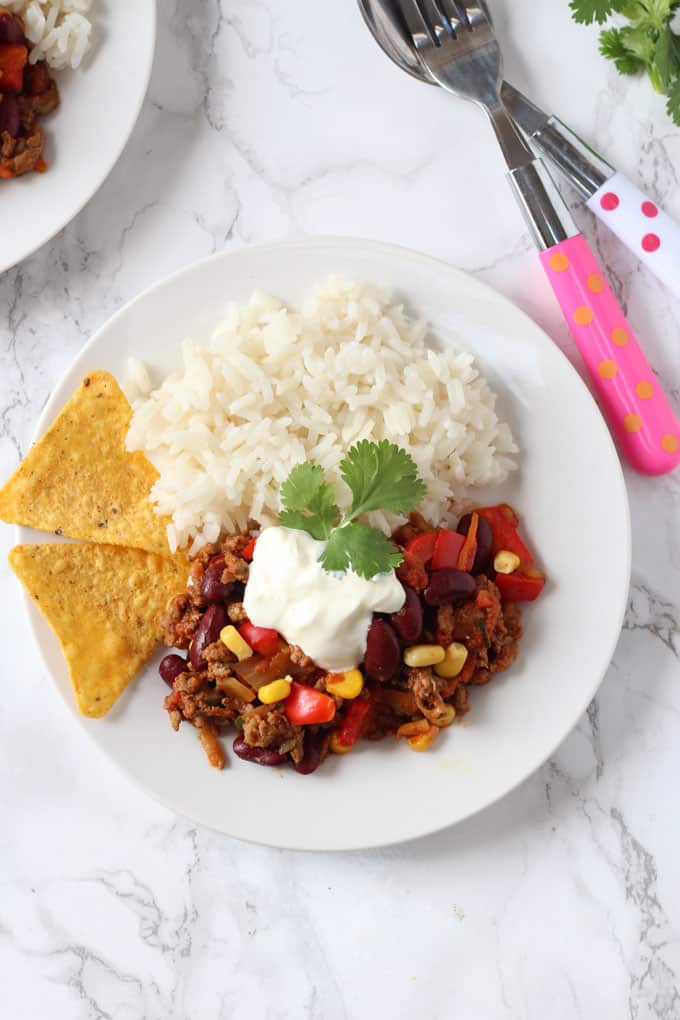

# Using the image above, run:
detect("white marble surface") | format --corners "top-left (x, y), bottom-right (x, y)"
top-left (2, 1), bottom-right (680, 1016)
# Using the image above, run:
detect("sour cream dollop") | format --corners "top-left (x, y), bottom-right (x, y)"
top-left (243, 526), bottom-right (405, 672)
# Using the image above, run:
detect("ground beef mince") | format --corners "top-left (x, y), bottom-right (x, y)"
top-left (0, 122), bottom-right (43, 176)
top-left (242, 703), bottom-right (302, 757)
top-left (159, 509), bottom-right (537, 771)
top-left (227, 601), bottom-right (248, 623)
top-left (160, 593), bottom-right (202, 648)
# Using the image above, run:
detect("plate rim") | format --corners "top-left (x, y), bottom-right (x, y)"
top-left (0, 0), bottom-right (157, 275)
top-left (15, 236), bottom-right (632, 850)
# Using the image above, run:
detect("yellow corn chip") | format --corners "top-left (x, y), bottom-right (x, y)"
top-left (0, 371), bottom-right (170, 556)
top-left (9, 543), bottom-right (187, 717)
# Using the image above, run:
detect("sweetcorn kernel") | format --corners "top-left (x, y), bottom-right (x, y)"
top-left (220, 625), bottom-right (253, 661)
top-left (407, 725), bottom-right (439, 751)
top-left (403, 644), bottom-right (446, 668)
top-left (326, 669), bottom-right (364, 699)
top-left (329, 731), bottom-right (352, 754)
top-left (494, 550), bottom-right (521, 574)
top-left (432, 704), bottom-right (456, 728)
top-left (258, 676), bottom-right (292, 704)
top-left (434, 642), bottom-right (468, 679)
top-left (396, 718), bottom-right (430, 739)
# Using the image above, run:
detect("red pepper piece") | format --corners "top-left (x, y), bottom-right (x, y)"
top-left (335, 694), bottom-right (373, 749)
top-left (431, 529), bottom-right (465, 571)
top-left (242, 536), bottom-right (257, 561)
top-left (405, 530), bottom-right (438, 564)
top-left (0, 44), bottom-right (28, 93)
top-left (456, 512), bottom-right (478, 572)
top-left (495, 566), bottom-right (545, 602)
top-left (475, 505), bottom-right (533, 563)
top-left (238, 621), bottom-right (279, 657)
top-left (284, 681), bottom-right (336, 726)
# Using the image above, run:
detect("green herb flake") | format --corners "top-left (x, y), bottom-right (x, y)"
top-left (474, 619), bottom-right (491, 650)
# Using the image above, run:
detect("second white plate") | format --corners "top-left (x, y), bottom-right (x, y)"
top-left (0, 0), bottom-right (155, 273)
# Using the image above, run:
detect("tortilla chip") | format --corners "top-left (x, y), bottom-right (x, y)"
top-left (0, 371), bottom-right (170, 556)
top-left (9, 543), bottom-right (187, 717)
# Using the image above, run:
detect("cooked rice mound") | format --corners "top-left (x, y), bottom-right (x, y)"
top-left (125, 277), bottom-right (517, 553)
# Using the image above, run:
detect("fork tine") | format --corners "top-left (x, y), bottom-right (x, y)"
top-left (417, 0), bottom-right (450, 42)
top-left (395, 0), bottom-right (438, 50)
top-left (395, 0), bottom-right (432, 50)
top-left (430, 0), bottom-right (455, 36)
top-left (431, 0), bottom-right (465, 34)
top-left (452, 0), bottom-right (488, 30)
top-left (451, 1), bottom-right (471, 27)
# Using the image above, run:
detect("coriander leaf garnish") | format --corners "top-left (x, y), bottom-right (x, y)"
top-left (340, 439), bottom-right (427, 519)
top-left (571, 0), bottom-right (680, 124)
top-left (655, 24), bottom-right (680, 86)
top-left (321, 523), bottom-right (404, 580)
top-left (569, 0), bottom-right (617, 26)
top-left (666, 74), bottom-right (680, 119)
top-left (278, 441), bottom-right (425, 579)
top-left (279, 462), bottom-right (340, 541)
top-left (600, 27), bottom-right (647, 74)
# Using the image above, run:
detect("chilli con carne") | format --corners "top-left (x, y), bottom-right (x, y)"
top-left (0, 9), bottom-right (60, 179)
top-left (159, 505), bottom-right (545, 773)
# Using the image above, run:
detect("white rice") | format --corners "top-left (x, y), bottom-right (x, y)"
top-left (6, 0), bottom-right (92, 69)
top-left (125, 278), bottom-right (517, 554)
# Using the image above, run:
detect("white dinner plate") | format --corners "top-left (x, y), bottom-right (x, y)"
top-left (16, 238), bottom-right (631, 850)
top-left (0, 0), bottom-right (155, 274)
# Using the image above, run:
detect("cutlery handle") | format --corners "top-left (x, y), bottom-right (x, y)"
top-left (540, 233), bottom-right (680, 475)
top-left (587, 172), bottom-right (680, 299)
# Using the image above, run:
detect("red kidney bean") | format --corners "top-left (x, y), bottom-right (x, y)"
top-left (159, 653), bottom-right (187, 687)
top-left (0, 94), bottom-right (19, 139)
top-left (424, 569), bottom-right (476, 607)
top-left (390, 585), bottom-right (423, 644)
top-left (457, 513), bottom-right (493, 575)
top-left (200, 555), bottom-right (233, 604)
top-left (190, 604), bottom-right (228, 670)
top-left (0, 12), bottom-right (26, 44)
top-left (364, 618), bottom-right (401, 682)
top-left (294, 730), bottom-right (324, 774)
top-left (233, 736), bottom-right (287, 766)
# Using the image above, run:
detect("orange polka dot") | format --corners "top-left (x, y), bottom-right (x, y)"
top-left (623, 414), bottom-right (642, 433)
top-left (612, 327), bottom-right (629, 346)
top-left (598, 359), bottom-right (618, 379)
top-left (574, 306), bottom-right (594, 326)
top-left (662, 434), bottom-right (679, 453)
top-left (587, 274), bottom-right (605, 293)
top-left (636, 380), bottom-right (654, 399)
top-left (549, 252), bottom-right (570, 272)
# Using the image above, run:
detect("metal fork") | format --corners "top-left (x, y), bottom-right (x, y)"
top-left (396, 0), bottom-right (570, 249)
top-left (392, 0), bottom-right (680, 476)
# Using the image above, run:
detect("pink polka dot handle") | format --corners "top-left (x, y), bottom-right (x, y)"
top-left (541, 234), bottom-right (680, 475)
top-left (588, 172), bottom-right (680, 299)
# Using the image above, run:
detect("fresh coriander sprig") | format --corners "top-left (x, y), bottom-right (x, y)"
top-left (279, 440), bottom-right (426, 580)
top-left (569, 0), bottom-right (680, 125)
